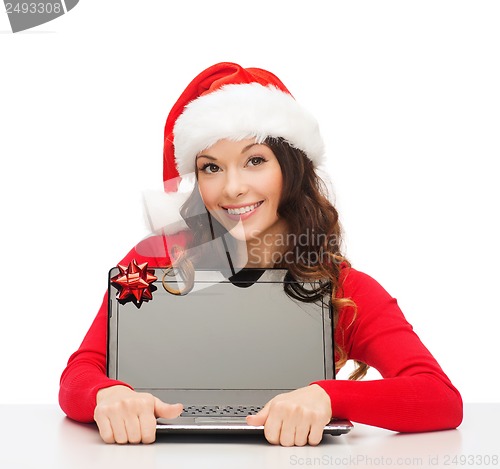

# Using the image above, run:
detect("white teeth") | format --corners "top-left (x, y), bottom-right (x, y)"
top-left (226, 202), bottom-right (262, 215)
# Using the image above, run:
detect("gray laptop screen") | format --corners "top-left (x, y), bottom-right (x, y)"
top-left (108, 269), bottom-right (333, 391)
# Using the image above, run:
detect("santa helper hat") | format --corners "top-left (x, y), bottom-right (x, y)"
top-left (144, 62), bottom-right (325, 235)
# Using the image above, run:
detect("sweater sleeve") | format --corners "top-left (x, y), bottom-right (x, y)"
top-left (312, 267), bottom-right (463, 432)
top-left (58, 234), bottom-right (179, 423)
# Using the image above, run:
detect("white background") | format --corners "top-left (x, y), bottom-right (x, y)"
top-left (1, 1), bottom-right (499, 404)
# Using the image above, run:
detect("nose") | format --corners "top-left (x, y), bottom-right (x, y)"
top-left (222, 168), bottom-right (248, 199)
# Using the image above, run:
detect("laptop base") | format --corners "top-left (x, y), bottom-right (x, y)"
top-left (156, 418), bottom-right (353, 435)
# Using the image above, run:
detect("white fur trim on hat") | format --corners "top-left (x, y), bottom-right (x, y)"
top-left (173, 83), bottom-right (325, 175)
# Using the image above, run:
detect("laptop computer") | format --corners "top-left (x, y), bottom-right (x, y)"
top-left (107, 266), bottom-right (353, 436)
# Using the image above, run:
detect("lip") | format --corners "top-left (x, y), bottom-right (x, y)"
top-left (220, 200), bottom-right (264, 221)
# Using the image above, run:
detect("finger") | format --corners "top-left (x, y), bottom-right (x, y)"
top-left (246, 402), bottom-right (270, 426)
top-left (95, 416), bottom-right (115, 444)
top-left (107, 415), bottom-right (128, 444)
top-left (262, 412), bottom-right (283, 445)
top-left (138, 411), bottom-right (158, 444)
top-left (293, 422), bottom-right (311, 447)
top-left (278, 414), bottom-right (300, 447)
top-left (154, 399), bottom-right (184, 419)
top-left (307, 422), bottom-right (325, 446)
top-left (124, 415), bottom-right (142, 444)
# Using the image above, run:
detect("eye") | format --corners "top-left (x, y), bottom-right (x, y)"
top-left (247, 156), bottom-right (267, 167)
top-left (199, 162), bottom-right (221, 174)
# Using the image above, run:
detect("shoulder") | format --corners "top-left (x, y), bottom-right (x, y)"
top-left (334, 264), bottom-right (412, 355)
top-left (335, 262), bottom-right (405, 332)
top-left (337, 262), bottom-right (394, 303)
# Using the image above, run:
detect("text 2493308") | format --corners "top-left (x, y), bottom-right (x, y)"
top-left (443, 454), bottom-right (498, 466)
top-left (4, 2), bottom-right (62, 14)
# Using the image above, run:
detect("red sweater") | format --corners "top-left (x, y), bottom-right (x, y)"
top-left (59, 234), bottom-right (463, 432)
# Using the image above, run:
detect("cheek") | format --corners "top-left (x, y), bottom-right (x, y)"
top-left (197, 179), bottom-right (217, 206)
top-left (261, 170), bottom-right (283, 205)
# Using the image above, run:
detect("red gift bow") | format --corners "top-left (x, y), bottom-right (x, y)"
top-left (111, 260), bottom-right (157, 305)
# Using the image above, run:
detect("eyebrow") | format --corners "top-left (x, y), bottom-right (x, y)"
top-left (196, 143), bottom-right (263, 161)
top-left (241, 143), bottom-right (260, 153)
top-left (196, 154), bottom-right (216, 161)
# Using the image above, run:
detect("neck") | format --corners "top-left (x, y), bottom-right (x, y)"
top-left (243, 220), bottom-right (289, 269)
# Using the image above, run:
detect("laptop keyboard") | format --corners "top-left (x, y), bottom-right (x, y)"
top-left (181, 405), bottom-right (262, 417)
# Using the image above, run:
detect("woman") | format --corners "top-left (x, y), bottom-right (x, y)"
top-left (59, 62), bottom-right (463, 446)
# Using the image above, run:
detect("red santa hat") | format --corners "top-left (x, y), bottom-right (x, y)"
top-left (145, 62), bottom-right (325, 234)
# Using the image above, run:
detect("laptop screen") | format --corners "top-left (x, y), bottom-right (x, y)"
top-left (108, 269), bottom-right (333, 391)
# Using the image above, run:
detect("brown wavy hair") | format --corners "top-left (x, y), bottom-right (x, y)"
top-left (178, 137), bottom-right (368, 380)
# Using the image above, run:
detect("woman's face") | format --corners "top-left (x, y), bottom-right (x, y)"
top-left (196, 138), bottom-right (286, 242)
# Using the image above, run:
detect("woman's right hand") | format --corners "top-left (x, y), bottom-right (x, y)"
top-left (94, 385), bottom-right (183, 444)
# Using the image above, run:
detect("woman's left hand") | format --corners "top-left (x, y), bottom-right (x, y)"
top-left (245, 384), bottom-right (332, 446)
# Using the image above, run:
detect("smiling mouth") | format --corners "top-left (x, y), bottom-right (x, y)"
top-left (222, 201), bottom-right (264, 216)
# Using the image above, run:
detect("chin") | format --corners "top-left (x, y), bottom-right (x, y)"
top-left (227, 227), bottom-right (255, 242)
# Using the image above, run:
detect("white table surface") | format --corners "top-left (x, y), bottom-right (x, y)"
top-left (0, 403), bottom-right (498, 469)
